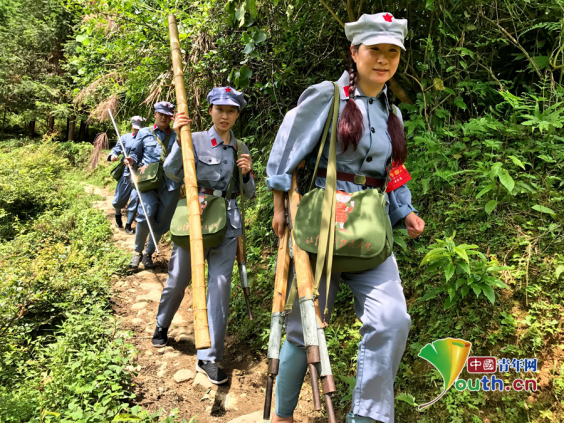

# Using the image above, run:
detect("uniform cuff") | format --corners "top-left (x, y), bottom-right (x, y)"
top-left (266, 174), bottom-right (292, 192)
top-left (390, 204), bottom-right (417, 229)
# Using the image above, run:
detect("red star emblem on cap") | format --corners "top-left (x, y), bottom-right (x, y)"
top-left (383, 13), bottom-right (393, 22)
top-left (225, 87), bottom-right (232, 93)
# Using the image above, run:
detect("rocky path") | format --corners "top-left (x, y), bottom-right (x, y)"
top-left (84, 185), bottom-right (323, 423)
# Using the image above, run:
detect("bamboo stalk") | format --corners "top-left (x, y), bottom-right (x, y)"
top-left (168, 14), bottom-right (211, 350)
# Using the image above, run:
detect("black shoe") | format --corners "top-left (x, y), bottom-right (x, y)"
top-left (125, 224), bottom-right (135, 235)
top-left (142, 254), bottom-right (155, 269)
top-left (115, 214), bottom-right (123, 228)
top-left (196, 360), bottom-right (228, 385)
top-left (129, 252), bottom-right (143, 269)
top-left (152, 326), bottom-right (169, 348)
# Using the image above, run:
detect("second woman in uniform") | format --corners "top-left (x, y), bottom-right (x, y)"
top-left (152, 87), bottom-right (255, 385)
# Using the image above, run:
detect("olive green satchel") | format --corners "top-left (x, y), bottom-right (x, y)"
top-left (110, 157), bottom-right (125, 181)
top-left (135, 129), bottom-right (171, 193)
top-left (170, 145), bottom-right (241, 249)
top-left (293, 82), bottom-right (393, 282)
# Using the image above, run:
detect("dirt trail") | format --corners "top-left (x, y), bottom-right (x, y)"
top-left (84, 185), bottom-right (323, 423)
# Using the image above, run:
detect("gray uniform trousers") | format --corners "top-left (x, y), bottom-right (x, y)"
top-left (156, 236), bottom-right (237, 362)
top-left (113, 174), bottom-right (138, 215)
top-left (275, 254), bottom-right (411, 423)
top-left (134, 181), bottom-right (180, 255)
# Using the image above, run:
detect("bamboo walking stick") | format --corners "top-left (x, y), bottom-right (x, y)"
top-left (168, 14), bottom-right (211, 350)
top-left (264, 222), bottom-right (291, 419)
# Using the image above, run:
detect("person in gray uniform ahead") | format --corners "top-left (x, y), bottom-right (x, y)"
top-left (267, 12), bottom-right (425, 423)
top-left (125, 102), bottom-right (180, 269)
top-left (152, 87), bottom-right (255, 386)
top-left (108, 116), bottom-right (145, 234)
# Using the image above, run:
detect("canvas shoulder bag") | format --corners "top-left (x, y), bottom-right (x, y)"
top-left (293, 82), bottom-right (394, 311)
top-left (170, 146), bottom-right (240, 250)
top-left (135, 129), bottom-right (171, 193)
top-left (110, 156), bottom-right (125, 181)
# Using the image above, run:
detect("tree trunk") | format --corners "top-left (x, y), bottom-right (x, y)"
top-left (78, 119), bottom-right (86, 141)
top-left (1, 105), bottom-right (6, 136)
top-left (68, 116), bottom-right (75, 141)
top-left (28, 120), bottom-right (35, 137)
top-left (66, 117), bottom-right (70, 140)
top-left (48, 115), bottom-right (55, 133)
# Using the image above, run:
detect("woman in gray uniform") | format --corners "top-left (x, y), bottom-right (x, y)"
top-left (266, 13), bottom-right (425, 423)
top-left (152, 87), bottom-right (255, 386)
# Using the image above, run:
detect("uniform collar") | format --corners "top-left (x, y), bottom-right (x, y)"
top-left (208, 126), bottom-right (236, 148)
top-left (132, 132), bottom-right (137, 137)
top-left (153, 123), bottom-right (171, 135)
top-left (337, 70), bottom-right (390, 109)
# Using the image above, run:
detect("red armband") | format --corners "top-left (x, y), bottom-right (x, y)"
top-left (386, 163), bottom-right (411, 193)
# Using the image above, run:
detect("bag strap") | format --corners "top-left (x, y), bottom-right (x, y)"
top-left (223, 145), bottom-right (239, 202)
top-left (313, 82), bottom-right (340, 320)
top-left (236, 139), bottom-right (247, 256)
top-left (308, 94), bottom-right (336, 193)
top-left (149, 128), bottom-right (172, 161)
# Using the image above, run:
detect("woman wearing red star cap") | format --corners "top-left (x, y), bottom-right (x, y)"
top-left (266, 13), bottom-right (424, 423)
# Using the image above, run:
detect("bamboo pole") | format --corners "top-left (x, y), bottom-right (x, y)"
top-left (168, 14), bottom-right (211, 350)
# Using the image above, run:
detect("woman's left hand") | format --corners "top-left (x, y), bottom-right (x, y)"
top-left (405, 212), bottom-right (425, 238)
top-left (237, 154), bottom-right (252, 175)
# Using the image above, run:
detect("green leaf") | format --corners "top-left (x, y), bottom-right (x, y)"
top-left (421, 287), bottom-right (444, 301)
top-left (445, 263), bottom-right (455, 282)
top-left (253, 30), bottom-right (267, 44)
top-left (394, 236), bottom-right (407, 251)
top-left (476, 183), bottom-right (495, 199)
top-left (454, 246), bottom-right (470, 263)
top-left (444, 295), bottom-right (458, 310)
top-left (532, 205), bottom-right (555, 215)
top-left (508, 155), bottom-right (526, 170)
top-left (454, 97), bottom-right (467, 110)
top-left (76, 34), bottom-right (87, 43)
top-left (481, 284), bottom-right (495, 304)
top-left (243, 42), bottom-right (254, 54)
top-left (458, 262), bottom-right (471, 275)
top-left (472, 284), bottom-right (482, 297)
top-left (460, 285), bottom-right (470, 298)
top-left (556, 265), bottom-right (564, 279)
top-left (485, 200), bottom-right (497, 215)
top-left (498, 170), bottom-right (515, 193)
top-left (112, 414), bottom-right (143, 422)
top-left (396, 393), bottom-right (419, 407)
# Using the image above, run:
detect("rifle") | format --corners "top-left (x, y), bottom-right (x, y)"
top-left (236, 235), bottom-right (253, 321)
top-left (264, 162), bottom-right (336, 422)
top-left (168, 15), bottom-right (211, 350)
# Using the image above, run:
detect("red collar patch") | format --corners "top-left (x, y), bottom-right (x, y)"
top-left (343, 86), bottom-right (350, 98)
top-left (211, 138), bottom-right (218, 147)
top-left (153, 124), bottom-right (170, 134)
top-left (132, 132), bottom-right (136, 137)
top-left (383, 13), bottom-right (393, 22)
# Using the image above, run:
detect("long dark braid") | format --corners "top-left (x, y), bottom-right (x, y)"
top-left (337, 47), bottom-right (364, 152)
top-left (385, 84), bottom-right (407, 164)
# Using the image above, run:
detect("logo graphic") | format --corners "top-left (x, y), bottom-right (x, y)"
top-left (467, 356), bottom-right (497, 374)
top-left (417, 338), bottom-right (472, 410)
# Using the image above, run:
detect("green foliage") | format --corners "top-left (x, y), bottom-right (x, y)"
top-left (420, 232), bottom-right (510, 309)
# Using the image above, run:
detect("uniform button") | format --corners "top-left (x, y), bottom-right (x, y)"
top-left (223, 146), bottom-right (227, 150)
top-left (221, 177), bottom-right (224, 181)
top-left (223, 160), bottom-right (228, 164)
top-left (208, 159), bottom-right (212, 163)
top-left (369, 99), bottom-right (373, 104)
top-left (371, 127), bottom-right (375, 133)
top-left (366, 157), bottom-right (373, 163)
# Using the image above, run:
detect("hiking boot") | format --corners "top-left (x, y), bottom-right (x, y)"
top-left (129, 252), bottom-right (143, 269)
top-left (196, 360), bottom-right (228, 385)
top-left (142, 254), bottom-right (155, 269)
top-left (124, 224), bottom-right (135, 235)
top-left (115, 213), bottom-right (123, 228)
top-left (152, 326), bottom-right (169, 348)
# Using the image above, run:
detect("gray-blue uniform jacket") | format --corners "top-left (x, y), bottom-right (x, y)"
top-left (163, 126), bottom-right (256, 238)
top-left (266, 70), bottom-right (417, 228)
top-left (129, 124), bottom-right (179, 191)
top-left (108, 132), bottom-right (137, 176)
